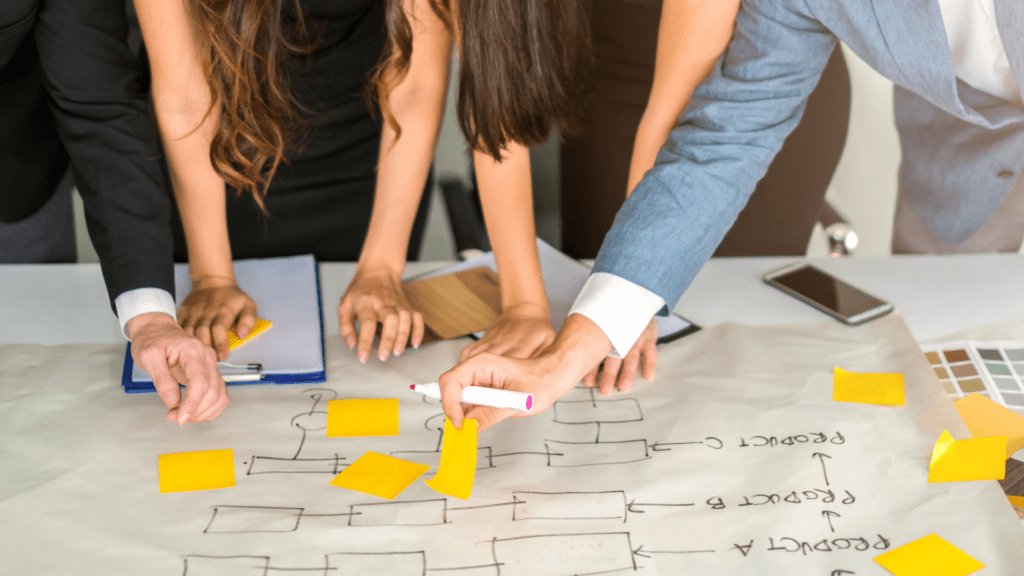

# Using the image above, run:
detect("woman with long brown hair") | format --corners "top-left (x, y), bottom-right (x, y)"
top-left (135, 0), bottom-right (589, 364)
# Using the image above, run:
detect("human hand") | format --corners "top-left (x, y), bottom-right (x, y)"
top-left (582, 317), bottom-right (657, 395)
top-left (177, 275), bottom-right (257, 361)
top-left (459, 303), bottom-right (556, 362)
top-left (127, 312), bottom-right (229, 425)
top-left (338, 269), bottom-right (424, 362)
top-left (437, 353), bottom-right (575, 432)
top-left (438, 313), bottom-right (616, 432)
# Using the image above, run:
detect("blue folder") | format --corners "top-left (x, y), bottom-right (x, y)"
top-left (121, 255), bottom-right (327, 393)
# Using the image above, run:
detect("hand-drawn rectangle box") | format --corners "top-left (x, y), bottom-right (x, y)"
top-left (490, 532), bottom-right (636, 576)
top-left (326, 551), bottom-right (426, 576)
top-left (552, 399), bottom-right (643, 424)
top-left (246, 456), bottom-right (342, 475)
top-left (544, 440), bottom-right (650, 467)
top-left (512, 491), bottom-right (626, 521)
top-left (203, 506), bottom-right (303, 534)
top-left (182, 555), bottom-right (269, 576)
top-left (349, 499), bottom-right (447, 527)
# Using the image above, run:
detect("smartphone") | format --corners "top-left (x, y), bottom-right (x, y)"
top-left (763, 262), bottom-right (894, 325)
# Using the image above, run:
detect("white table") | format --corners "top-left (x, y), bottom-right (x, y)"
top-left (3, 254), bottom-right (1023, 344)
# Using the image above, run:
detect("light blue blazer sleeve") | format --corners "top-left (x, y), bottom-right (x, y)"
top-left (592, 0), bottom-right (837, 310)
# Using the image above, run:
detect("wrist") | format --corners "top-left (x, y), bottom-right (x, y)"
top-left (355, 256), bottom-right (405, 279)
top-left (500, 300), bottom-right (551, 319)
top-left (190, 273), bottom-right (237, 290)
top-left (125, 311), bottom-right (178, 340)
top-left (537, 314), bottom-right (614, 383)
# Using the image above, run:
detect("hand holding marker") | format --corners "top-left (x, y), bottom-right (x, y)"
top-left (410, 383), bottom-right (533, 412)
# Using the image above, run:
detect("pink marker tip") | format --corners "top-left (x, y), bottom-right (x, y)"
top-left (409, 385), bottom-right (415, 390)
top-left (526, 395), bottom-right (533, 411)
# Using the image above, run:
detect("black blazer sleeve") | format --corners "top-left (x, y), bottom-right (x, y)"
top-left (33, 0), bottom-right (175, 308)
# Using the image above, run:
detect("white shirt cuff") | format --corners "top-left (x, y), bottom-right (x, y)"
top-left (569, 272), bottom-right (666, 359)
top-left (114, 288), bottom-right (177, 341)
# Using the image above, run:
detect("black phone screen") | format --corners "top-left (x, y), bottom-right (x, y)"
top-left (772, 265), bottom-right (887, 318)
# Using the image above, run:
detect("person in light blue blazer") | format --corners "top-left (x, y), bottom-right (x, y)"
top-left (434, 0), bottom-right (1024, 431)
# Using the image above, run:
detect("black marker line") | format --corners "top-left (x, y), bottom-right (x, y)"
top-left (812, 452), bottom-right (832, 486)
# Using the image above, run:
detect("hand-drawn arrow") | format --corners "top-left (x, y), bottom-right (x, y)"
top-left (822, 510), bottom-right (841, 533)
top-left (650, 440), bottom-right (704, 452)
top-left (632, 545), bottom-right (715, 559)
top-left (812, 452), bottom-right (832, 486)
top-left (627, 499), bottom-right (696, 513)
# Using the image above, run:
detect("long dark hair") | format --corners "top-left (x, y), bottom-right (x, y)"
top-left (372, 0), bottom-right (591, 160)
top-left (186, 0), bottom-right (318, 210)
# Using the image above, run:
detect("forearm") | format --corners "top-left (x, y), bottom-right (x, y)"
top-left (359, 74), bottom-right (449, 275)
top-left (626, 0), bottom-right (741, 194)
top-left (474, 142), bottom-right (549, 313)
top-left (156, 108), bottom-right (234, 282)
top-left (537, 314), bottom-right (615, 392)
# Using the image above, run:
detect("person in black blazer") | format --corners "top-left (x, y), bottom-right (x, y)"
top-left (0, 0), bottom-right (226, 425)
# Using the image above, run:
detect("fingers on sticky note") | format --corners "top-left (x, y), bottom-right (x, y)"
top-left (227, 318), bottom-right (272, 350)
top-left (424, 418), bottom-right (477, 500)
top-left (954, 393), bottom-right (1024, 458)
top-left (874, 534), bottom-right (984, 576)
top-left (327, 398), bottom-right (399, 437)
top-left (159, 449), bottom-right (236, 493)
top-left (329, 452), bottom-right (430, 500)
top-left (928, 430), bottom-right (1006, 483)
top-left (833, 367), bottom-right (905, 406)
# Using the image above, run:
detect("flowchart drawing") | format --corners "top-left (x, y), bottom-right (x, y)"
top-left (6, 315), bottom-right (1024, 575)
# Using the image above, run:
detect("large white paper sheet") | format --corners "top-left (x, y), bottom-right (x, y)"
top-left (2, 313), bottom-right (1022, 575)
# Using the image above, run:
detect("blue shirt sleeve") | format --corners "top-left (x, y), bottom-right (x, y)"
top-left (593, 0), bottom-right (837, 309)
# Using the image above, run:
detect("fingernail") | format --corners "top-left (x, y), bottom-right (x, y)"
top-left (178, 413), bottom-right (189, 426)
top-left (413, 342), bottom-right (420, 349)
top-left (358, 352), bottom-right (368, 363)
top-left (347, 338), bottom-right (355, 349)
top-left (395, 347), bottom-right (404, 356)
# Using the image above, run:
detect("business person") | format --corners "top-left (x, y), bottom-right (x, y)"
top-left (137, 0), bottom-right (392, 359)
top-left (337, 0), bottom-right (590, 364)
top-left (438, 0), bottom-right (1024, 431)
top-left (562, 0), bottom-right (852, 394)
top-left (1, 0), bottom-right (227, 425)
top-left (139, 0), bottom-right (589, 364)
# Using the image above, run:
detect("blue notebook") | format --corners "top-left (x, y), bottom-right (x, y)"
top-left (121, 255), bottom-right (327, 393)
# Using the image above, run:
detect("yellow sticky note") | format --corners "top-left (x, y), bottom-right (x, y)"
top-left (226, 318), bottom-right (272, 350)
top-left (326, 398), bottom-right (399, 437)
top-left (928, 430), bottom-right (1006, 483)
top-left (1008, 495), bottom-right (1024, 507)
top-left (329, 452), bottom-right (429, 500)
top-left (159, 449), bottom-right (236, 493)
top-left (874, 534), bottom-right (984, 576)
top-left (954, 393), bottom-right (1024, 458)
top-left (833, 367), bottom-right (905, 406)
top-left (424, 418), bottom-right (477, 500)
